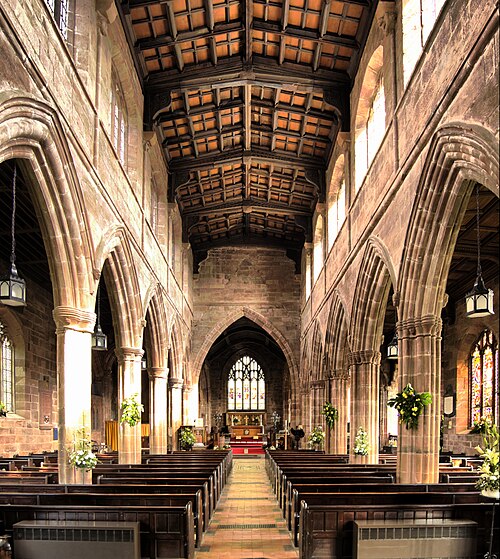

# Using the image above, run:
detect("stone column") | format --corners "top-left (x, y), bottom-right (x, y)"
top-left (311, 380), bottom-right (326, 430)
top-left (53, 306), bottom-right (95, 484)
top-left (183, 382), bottom-right (199, 426)
top-left (116, 347), bottom-right (143, 464)
top-left (148, 367), bottom-right (168, 454)
top-left (304, 242), bottom-right (313, 300)
top-left (397, 315), bottom-right (442, 483)
top-left (329, 371), bottom-right (350, 454)
top-left (169, 377), bottom-right (184, 450)
top-left (348, 350), bottom-right (381, 463)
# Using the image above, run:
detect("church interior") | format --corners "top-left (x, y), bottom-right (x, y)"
top-left (0, 0), bottom-right (498, 557)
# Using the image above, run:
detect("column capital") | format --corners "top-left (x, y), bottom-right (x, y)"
top-left (347, 349), bottom-right (381, 367)
top-left (115, 347), bottom-right (144, 362)
top-left (169, 377), bottom-right (184, 390)
top-left (330, 369), bottom-right (350, 381)
top-left (53, 306), bottom-right (96, 334)
top-left (148, 367), bottom-right (168, 380)
top-left (377, 10), bottom-right (397, 36)
top-left (311, 379), bottom-right (325, 389)
top-left (397, 315), bottom-right (442, 339)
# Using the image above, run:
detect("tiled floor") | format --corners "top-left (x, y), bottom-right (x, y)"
top-left (195, 455), bottom-right (299, 559)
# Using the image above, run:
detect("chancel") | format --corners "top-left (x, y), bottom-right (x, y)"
top-left (0, 0), bottom-right (498, 558)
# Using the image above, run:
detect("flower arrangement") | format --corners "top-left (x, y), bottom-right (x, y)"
top-left (308, 425), bottom-right (325, 448)
top-left (353, 426), bottom-right (370, 456)
top-left (388, 383), bottom-right (432, 429)
top-left (0, 402), bottom-right (6, 417)
top-left (470, 416), bottom-right (490, 434)
top-left (222, 443), bottom-right (231, 450)
top-left (474, 419), bottom-right (499, 497)
top-left (68, 427), bottom-right (98, 471)
top-left (179, 427), bottom-right (197, 450)
top-left (120, 393), bottom-right (144, 427)
top-left (322, 402), bottom-right (339, 429)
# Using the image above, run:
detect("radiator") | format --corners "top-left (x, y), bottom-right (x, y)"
top-left (353, 519), bottom-right (477, 559)
top-left (13, 520), bottom-right (140, 559)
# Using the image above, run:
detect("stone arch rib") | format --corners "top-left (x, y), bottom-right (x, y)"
top-left (0, 94), bottom-right (93, 309)
top-left (324, 291), bottom-right (349, 374)
top-left (144, 284), bottom-right (169, 369)
top-left (398, 123), bottom-right (499, 320)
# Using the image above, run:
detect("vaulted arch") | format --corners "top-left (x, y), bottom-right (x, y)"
top-left (0, 93), bottom-right (93, 310)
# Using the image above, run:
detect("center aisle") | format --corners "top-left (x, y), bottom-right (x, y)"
top-left (195, 455), bottom-right (299, 559)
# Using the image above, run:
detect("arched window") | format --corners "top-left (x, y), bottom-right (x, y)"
top-left (402, 0), bottom-right (446, 86)
top-left (43, 0), bottom-right (71, 40)
top-left (470, 330), bottom-right (498, 426)
top-left (0, 320), bottom-right (14, 412)
top-left (228, 356), bottom-right (265, 411)
top-left (354, 47), bottom-right (385, 190)
top-left (327, 178), bottom-right (346, 250)
top-left (313, 214), bottom-right (324, 283)
top-left (112, 71), bottom-right (128, 165)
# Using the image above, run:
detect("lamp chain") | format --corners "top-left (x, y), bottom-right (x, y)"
top-left (10, 165), bottom-right (17, 265)
top-left (96, 285), bottom-right (101, 325)
top-left (475, 183), bottom-right (482, 278)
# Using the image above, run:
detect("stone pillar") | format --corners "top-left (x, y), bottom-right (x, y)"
top-left (116, 347), bottom-right (143, 464)
top-left (183, 382), bottom-right (199, 426)
top-left (348, 350), bottom-right (381, 463)
top-left (329, 371), bottom-right (350, 454)
top-left (148, 367), bottom-right (168, 454)
top-left (169, 377), bottom-right (184, 450)
top-left (304, 242), bottom-right (313, 300)
top-left (53, 306), bottom-right (95, 484)
top-left (397, 315), bottom-right (442, 483)
top-left (311, 380), bottom-right (326, 430)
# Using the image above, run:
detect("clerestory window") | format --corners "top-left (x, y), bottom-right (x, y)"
top-left (43, 0), bottom-right (71, 40)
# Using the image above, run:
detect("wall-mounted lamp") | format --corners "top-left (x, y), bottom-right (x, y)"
top-left (386, 333), bottom-right (398, 360)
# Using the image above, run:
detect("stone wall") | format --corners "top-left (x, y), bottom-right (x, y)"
top-left (191, 246), bottom-right (301, 419)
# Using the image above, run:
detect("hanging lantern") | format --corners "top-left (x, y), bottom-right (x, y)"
top-left (0, 165), bottom-right (26, 307)
top-left (386, 333), bottom-right (398, 360)
top-left (466, 185), bottom-right (494, 318)
top-left (92, 284), bottom-right (107, 350)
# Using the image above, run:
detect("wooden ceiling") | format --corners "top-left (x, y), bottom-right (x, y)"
top-left (118, 0), bottom-right (377, 268)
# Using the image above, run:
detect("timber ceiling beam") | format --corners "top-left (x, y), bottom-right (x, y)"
top-left (168, 148), bottom-right (325, 171)
top-left (181, 199), bottom-right (313, 217)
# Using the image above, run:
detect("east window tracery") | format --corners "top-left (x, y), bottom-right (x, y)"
top-left (228, 356), bottom-right (265, 411)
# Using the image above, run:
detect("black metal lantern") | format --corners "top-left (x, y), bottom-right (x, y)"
top-left (91, 285), bottom-right (107, 350)
top-left (465, 185), bottom-right (494, 318)
top-left (386, 333), bottom-right (398, 360)
top-left (0, 165), bottom-right (26, 307)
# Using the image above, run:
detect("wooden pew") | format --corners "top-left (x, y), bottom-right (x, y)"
top-left (298, 501), bottom-right (494, 559)
top-left (0, 503), bottom-right (195, 559)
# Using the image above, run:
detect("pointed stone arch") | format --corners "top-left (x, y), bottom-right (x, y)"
top-left (169, 313), bottom-right (185, 382)
top-left (95, 226), bottom-right (143, 349)
top-left (324, 291), bottom-right (350, 374)
top-left (398, 123), bottom-right (499, 320)
top-left (191, 307), bottom-right (299, 396)
top-left (308, 321), bottom-right (324, 383)
top-left (0, 93), bottom-right (93, 309)
top-left (143, 284), bottom-right (169, 369)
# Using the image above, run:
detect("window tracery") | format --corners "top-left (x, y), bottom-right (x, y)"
top-left (0, 320), bottom-right (14, 412)
top-left (470, 329), bottom-right (498, 425)
top-left (228, 356), bottom-right (265, 411)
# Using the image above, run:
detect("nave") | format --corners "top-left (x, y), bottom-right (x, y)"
top-left (195, 455), bottom-right (298, 559)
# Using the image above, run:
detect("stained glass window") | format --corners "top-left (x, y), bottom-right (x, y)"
top-left (470, 330), bottom-right (498, 426)
top-left (0, 320), bottom-right (14, 412)
top-left (228, 356), bottom-right (265, 411)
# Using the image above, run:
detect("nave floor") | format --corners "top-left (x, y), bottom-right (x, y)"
top-left (195, 455), bottom-right (298, 559)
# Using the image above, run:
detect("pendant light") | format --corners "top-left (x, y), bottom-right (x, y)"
top-left (386, 333), bottom-right (398, 360)
top-left (92, 284), bottom-right (107, 350)
top-left (0, 164), bottom-right (27, 306)
top-left (465, 184), bottom-right (494, 318)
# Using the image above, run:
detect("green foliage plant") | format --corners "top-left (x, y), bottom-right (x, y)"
top-left (308, 425), bottom-right (325, 448)
top-left (120, 393), bottom-right (144, 427)
top-left (179, 427), bottom-right (197, 450)
top-left (322, 402), bottom-right (338, 429)
top-left (388, 383), bottom-right (432, 430)
top-left (68, 427), bottom-right (98, 471)
top-left (474, 419), bottom-right (499, 496)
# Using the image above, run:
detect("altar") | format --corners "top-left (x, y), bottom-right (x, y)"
top-left (227, 412), bottom-right (265, 438)
top-left (232, 425), bottom-right (263, 438)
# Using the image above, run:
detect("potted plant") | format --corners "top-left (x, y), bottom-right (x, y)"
top-left (68, 427), bottom-right (98, 472)
top-left (353, 426), bottom-right (370, 456)
top-left (308, 425), bottom-right (325, 450)
top-left (388, 383), bottom-right (432, 429)
top-left (179, 427), bottom-right (197, 450)
top-left (0, 402), bottom-right (6, 417)
top-left (474, 419), bottom-right (499, 499)
top-left (120, 393), bottom-right (144, 427)
top-left (322, 402), bottom-right (338, 429)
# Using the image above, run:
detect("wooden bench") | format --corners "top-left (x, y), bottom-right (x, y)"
top-left (0, 503), bottom-right (195, 559)
top-left (298, 501), bottom-right (494, 559)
